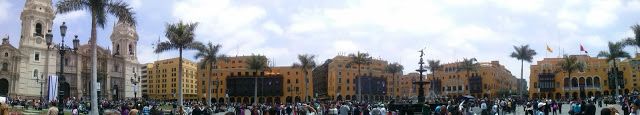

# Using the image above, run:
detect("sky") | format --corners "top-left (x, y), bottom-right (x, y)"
top-left (1, 0), bottom-right (640, 86)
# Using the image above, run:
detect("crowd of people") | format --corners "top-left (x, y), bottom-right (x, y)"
top-left (3, 95), bottom-right (640, 115)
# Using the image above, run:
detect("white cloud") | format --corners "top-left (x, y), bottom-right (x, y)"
top-left (0, 0), bottom-right (11, 22)
top-left (492, 0), bottom-right (545, 13)
top-left (130, 0), bottom-right (143, 10)
top-left (262, 20), bottom-right (283, 35)
top-left (584, 0), bottom-right (620, 28)
top-left (557, 21), bottom-right (579, 31)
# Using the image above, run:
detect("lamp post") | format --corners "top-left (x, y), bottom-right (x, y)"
top-left (35, 73), bottom-right (45, 110)
top-left (46, 22), bottom-right (79, 115)
top-left (130, 70), bottom-right (139, 102)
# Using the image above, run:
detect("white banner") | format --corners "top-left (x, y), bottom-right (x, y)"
top-left (48, 75), bottom-right (58, 102)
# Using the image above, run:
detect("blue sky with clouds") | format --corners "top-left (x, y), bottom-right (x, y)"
top-left (1, 0), bottom-right (640, 84)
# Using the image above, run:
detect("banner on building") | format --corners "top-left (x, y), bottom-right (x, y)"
top-left (48, 75), bottom-right (58, 102)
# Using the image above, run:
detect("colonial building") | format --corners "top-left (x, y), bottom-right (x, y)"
top-left (195, 56), bottom-right (312, 104)
top-left (0, 0), bottom-right (141, 100)
top-left (145, 58), bottom-right (198, 101)
top-left (0, 37), bottom-right (21, 97)
top-left (312, 55), bottom-right (396, 102)
top-left (427, 60), bottom-right (518, 99)
top-left (398, 73), bottom-right (428, 100)
top-left (529, 54), bottom-right (640, 99)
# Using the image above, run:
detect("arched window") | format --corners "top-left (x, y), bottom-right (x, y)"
top-left (579, 77), bottom-right (585, 86)
top-left (3, 52), bottom-right (7, 57)
top-left (35, 23), bottom-right (43, 36)
top-left (33, 69), bottom-right (38, 77)
top-left (594, 77), bottom-right (600, 87)
top-left (571, 78), bottom-right (578, 87)
top-left (116, 44), bottom-right (120, 55)
top-left (129, 44), bottom-right (134, 55)
top-left (586, 77), bottom-right (593, 87)
top-left (1, 63), bottom-right (7, 71)
top-left (564, 78), bottom-right (570, 87)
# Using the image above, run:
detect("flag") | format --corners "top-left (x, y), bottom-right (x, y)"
top-left (48, 75), bottom-right (58, 102)
top-left (580, 44), bottom-right (588, 54)
top-left (546, 45), bottom-right (553, 53)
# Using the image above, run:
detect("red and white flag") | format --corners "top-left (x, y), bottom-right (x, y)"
top-left (580, 44), bottom-right (588, 54)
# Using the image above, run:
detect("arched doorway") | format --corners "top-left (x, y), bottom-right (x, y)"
top-left (345, 95), bottom-right (351, 100)
top-left (266, 97), bottom-right (273, 104)
top-left (587, 92), bottom-right (593, 97)
top-left (572, 92), bottom-right (578, 99)
top-left (555, 93), bottom-right (561, 99)
top-left (274, 97), bottom-right (280, 104)
top-left (295, 96), bottom-right (301, 102)
top-left (61, 82), bottom-right (71, 99)
top-left (258, 97), bottom-right (265, 103)
top-left (604, 91), bottom-right (609, 96)
top-left (0, 79), bottom-right (8, 96)
top-left (230, 97), bottom-right (236, 103)
top-left (595, 91), bottom-right (602, 98)
top-left (219, 98), bottom-right (225, 103)
top-left (286, 96), bottom-right (292, 103)
top-left (211, 98), bottom-right (217, 103)
top-left (243, 97), bottom-right (250, 104)
top-left (336, 95), bottom-right (343, 101)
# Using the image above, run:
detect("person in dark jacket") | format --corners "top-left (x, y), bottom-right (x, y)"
top-left (584, 101), bottom-right (596, 115)
top-left (191, 104), bottom-right (204, 115)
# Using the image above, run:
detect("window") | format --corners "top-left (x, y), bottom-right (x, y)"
top-left (1, 63), bottom-right (7, 71)
top-left (33, 69), bottom-right (38, 77)
top-left (3, 53), bottom-right (7, 57)
top-left (34, 52), bottom-right (40, 61)
top-left (35, 23), bottom-right (43, 36)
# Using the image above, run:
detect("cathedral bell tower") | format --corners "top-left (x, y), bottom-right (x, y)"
top-left (110, 21), bottom-right (138, 63)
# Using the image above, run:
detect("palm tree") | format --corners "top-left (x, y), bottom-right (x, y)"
top-left (624, 24), bottom-right (640, 53)
top-left (195, 42), bottom-right (227, 105)
top-left (292, 54), bottom-right (317, 102)
top-left (154, 21), bottom-right (204, 106)
top-left (597, 41), bottom-right (631, 97)
top-left (458, 58), bottom-right (478, 95)
top-left (509, 45), bottom-right (537, 97)
top-left (559, 55), bottom-right (585, 99)
top-left (426, 60), bottom-right (442, 95)
top-left (384, 62), bottom-right (403, 101)
top-left (246, 54), bottom-right (269, 104)
top-left (56, 0), bottom-right (136, 114)
top-left (458, 58), bottom-right (479, 78)
top-left (348, 51), bottom-right (372, 101)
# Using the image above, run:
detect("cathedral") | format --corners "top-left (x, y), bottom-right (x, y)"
top-left (0, 0), bottom-right (141, 101)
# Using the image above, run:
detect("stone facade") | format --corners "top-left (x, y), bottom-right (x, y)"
top-left (0, 0), bottom-right (141, 100)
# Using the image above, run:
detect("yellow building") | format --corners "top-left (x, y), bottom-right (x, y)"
top-left (196, 56), bottom-right (312, 104)
top-left (427, 61), bottom-right (518, 99)
top-left (398, 73), bottom-right (428, 100)
top-left (145, 58), bottom-right (199, 101)
top-left (313, 55), bottom-right (397, 101)
top-left (529, 54), bottom-right (640, 99)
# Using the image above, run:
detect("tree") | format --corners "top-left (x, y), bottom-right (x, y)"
top-left (348, 51), bottom-right (372, 101)
top-left (597, 41), bottom-right (631, 97)
top-left (154, 21), bottom-right (204, 106)
top-left (509, 45), bottom-right (537, 97)
top-left (384, 62), bottom-right (403, 101)
top-left (458, 58), bottom-right (478, 95)
top-left (292, 54), bottom-right (317, 102)
top-left (56, 0), bottom-right (136, 114)
top-left (624, 24), bottom-right (640, 53)
top-left (246, 54), bottom-right (269, 104)
top-left (559, 55), bottom-right (585, 99)
top-left (195, 42), bottom-right (227, 105)
top-left (458, 58), bottom-right (479, 78)
top-left (426, 60), bottom-right (442, 96)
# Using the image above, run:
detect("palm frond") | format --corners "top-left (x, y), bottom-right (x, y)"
top-left (55, 0), bottom-right (88, 14)
top-left (510, 45), bottom-right (537, 62)
top-left (246, 54), bottom-right (269, 71)
top-left (165, 22), bottom-right (198, 46)
top-left (184, 42), bottom-right (204, 50)
top-left (106, 0), bottom-right (137, 25)
top-left (154, 42), bottom-right (177, 53)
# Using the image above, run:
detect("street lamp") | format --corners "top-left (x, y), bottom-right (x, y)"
top-left (34, 73), bottom-right (45, 110)
top-left (46, 22), bottom-right (79, 115)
